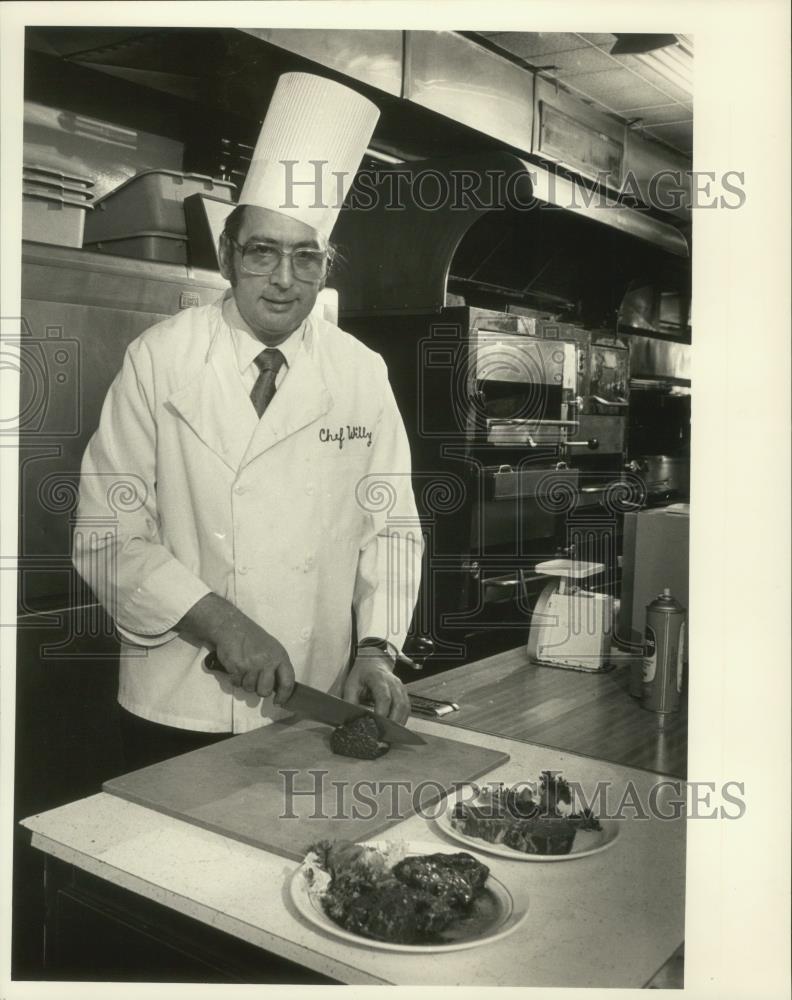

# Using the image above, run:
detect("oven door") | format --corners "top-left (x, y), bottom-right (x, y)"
top-left (471, 331), bottom-right (578, 429)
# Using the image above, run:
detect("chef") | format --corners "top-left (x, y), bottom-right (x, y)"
top-left (73, 74), bottom-right (423, 768)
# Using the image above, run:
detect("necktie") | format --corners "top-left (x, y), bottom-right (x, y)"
top-left (250, 348), bottom-right (286, 418)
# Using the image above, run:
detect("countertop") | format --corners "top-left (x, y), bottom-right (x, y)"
top-left (407, 646), bottom-right (688, 778)
top-left (21, 717), bottom-right (686, 987)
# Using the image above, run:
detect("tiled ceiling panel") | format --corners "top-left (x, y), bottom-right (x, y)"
top-left (484, 31), bottom-right (586, 57)
top-left (564, 69), bottom-right (674, 111)
top-left (476, 31), bottom-right (693, 158)
top-left (576, 33), bottom-right (620, 48)
top-left (534, 46), bottom-right (615, 76)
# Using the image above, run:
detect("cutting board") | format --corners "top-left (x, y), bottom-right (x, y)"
top-left (103, 718), bottom-right (509, 861)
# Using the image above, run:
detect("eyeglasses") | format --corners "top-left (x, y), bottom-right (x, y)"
top-left (228, 238), bottom-right (329, 281)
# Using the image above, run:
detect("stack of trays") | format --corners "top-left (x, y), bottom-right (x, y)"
top-left (22, 164), bottom-right (96, 248)
top-left (84, 169), bottom-right (236, 265)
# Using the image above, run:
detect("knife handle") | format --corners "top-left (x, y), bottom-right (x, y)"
top-left (395, 651), bottom-right (421, 672)
top-left (399, 636), bottom-right (435, 671)
top-left (204, 651), bottom-right (295, 708)
top-left (204, 650), bottom-right (227, 674)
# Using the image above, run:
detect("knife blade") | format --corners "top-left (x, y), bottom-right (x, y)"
top-left (284, 681), bottom-right (426, 745)
top-left (204, 652), bottom-right (426, 745)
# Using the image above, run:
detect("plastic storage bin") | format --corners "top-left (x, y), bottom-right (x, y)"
top-left (85, 170), bottom-right (236, 242)
top-left (23, 179), bottom-right (94, 203)
top-left (85, 230), bottom-right (189, 265)
top-left (23, 191), bottom-right (93, 248)
top-left (23, 163), bottom-right (95, 193)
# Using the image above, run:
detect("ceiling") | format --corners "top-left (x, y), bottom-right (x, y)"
top-left (25, 26), bottom-right (694, 170)
top-left (474, 32), bottom-right (693, 158)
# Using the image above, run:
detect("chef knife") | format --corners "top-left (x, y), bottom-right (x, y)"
top-left (204, 651), bottom-right (426, 745)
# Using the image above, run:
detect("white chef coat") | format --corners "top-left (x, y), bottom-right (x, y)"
top-left (73, 292), bottom-right (423, 733)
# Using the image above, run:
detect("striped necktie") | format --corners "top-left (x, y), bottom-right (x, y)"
top-left (250, 348), bottom-right (286, 418)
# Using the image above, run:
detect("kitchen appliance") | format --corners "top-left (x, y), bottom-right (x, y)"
top-left (103, 718), bottom-right (510, 861)
top-left (526, 559), bottom-right (612, 671)
top-left (204, 651), bottom-right (425, 745)
top-left (626, 454), bottom-right (690, 502)
top-left (330, 148), bottom-right (675, 666)
top-left (626, 377), bottom-right (690, 504)
top-left (343, 306), bottom-right (623, 665)
top-left (471, 329), bottom-right (578, 446)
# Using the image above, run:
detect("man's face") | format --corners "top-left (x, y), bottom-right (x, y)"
top-left (220, 206), bottom-right (325, 344)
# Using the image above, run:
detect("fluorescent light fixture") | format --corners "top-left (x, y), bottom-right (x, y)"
top-left (638, 43), bottom-right (693, 97)
top-left (611, 34), bottom-right (694, 98)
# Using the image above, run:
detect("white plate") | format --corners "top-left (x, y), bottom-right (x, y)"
top-left (289, 840), bottom-right (528, 953)
top-left (436, 798), bottom-right (620, 862)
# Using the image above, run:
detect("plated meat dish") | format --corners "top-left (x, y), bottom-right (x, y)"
top-left (451, 771), bottom-right (602, 855)
top-left (306, 840), bottom-right (491, 944)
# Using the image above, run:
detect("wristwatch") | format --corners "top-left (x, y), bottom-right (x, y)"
top-left (357, 636), bottom-right (399, 667)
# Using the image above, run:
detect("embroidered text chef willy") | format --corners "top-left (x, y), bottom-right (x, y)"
top-left (319, 425), bottom-right (374, 449)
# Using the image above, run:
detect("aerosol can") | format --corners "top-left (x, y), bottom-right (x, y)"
top-left (641, 588), bottom-right (686, 713)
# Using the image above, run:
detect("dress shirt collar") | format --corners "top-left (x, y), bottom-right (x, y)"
top-left (222, 290), bottom-right (306, 374)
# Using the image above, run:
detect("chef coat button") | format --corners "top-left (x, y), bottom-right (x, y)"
top-left (238, 565), bottom-right (248, 575)
top-left (305, 483), bottom-right (315, 495)
top-left (300, 627), bottom-right (311, 641)
top-left (234, 484), bottom-right (246, 496)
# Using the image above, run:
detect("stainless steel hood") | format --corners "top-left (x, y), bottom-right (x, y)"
top-left (524, 162), bottom-right (688, 258)
top-left (332, 151), bottom-right (689, 316)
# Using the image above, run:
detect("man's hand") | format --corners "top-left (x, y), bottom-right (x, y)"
top-left (342, 651), bottom-right (411, 725)
top-left (214, 618), bottom-right (295, 702)
top-left (178, 594), bottom-right (295, 703)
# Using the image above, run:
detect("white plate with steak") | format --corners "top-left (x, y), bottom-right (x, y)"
top-left (436, 772), bottom-right (620, 862)
top-left (290, 839), bottom-right (528, 952)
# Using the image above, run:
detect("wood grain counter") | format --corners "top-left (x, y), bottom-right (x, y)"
top-left (407, 647), bottom-right (688, 778)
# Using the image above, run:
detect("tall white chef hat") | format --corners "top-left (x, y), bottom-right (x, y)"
top-left (239, 72), bottom-right (381, 239)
